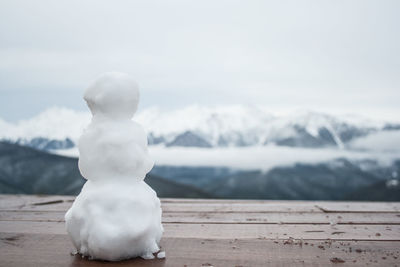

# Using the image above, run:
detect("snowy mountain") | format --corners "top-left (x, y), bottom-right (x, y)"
top-left (0, 105), bottom-right (397, 150)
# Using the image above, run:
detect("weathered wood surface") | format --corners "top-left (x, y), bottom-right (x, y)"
top-left (0, 194), bottom-right (399, 266)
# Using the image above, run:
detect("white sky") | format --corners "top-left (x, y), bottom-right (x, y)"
top-left (0, 0), bottom-right (399, 121)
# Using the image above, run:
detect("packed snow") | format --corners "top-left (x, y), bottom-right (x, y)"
top-left (65, 72), bottom-right (163, 261)
top-left (156, 251), bottom-right (166, 259)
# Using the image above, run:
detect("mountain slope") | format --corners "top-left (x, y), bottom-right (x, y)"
top-left (345, 179), bottom-right (400, 201)
top-left (206, 159), bottom-right (400, 200)
top-left (150, 160), bottom-right (400, 201)
top-left (0, 142), bottom-right (210, 198)
top-left (1, 106), bottom-right (395, 150)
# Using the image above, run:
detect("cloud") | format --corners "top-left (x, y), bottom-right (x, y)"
top-left (350, 130), bottom-right (400, 152)
top-left (55, 144), bottom-right (400, 171)
top-left (0, 0), bottom-right (400, 121)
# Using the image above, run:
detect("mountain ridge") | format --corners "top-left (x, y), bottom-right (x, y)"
top-left (1, 106), bottom-right (399, 150)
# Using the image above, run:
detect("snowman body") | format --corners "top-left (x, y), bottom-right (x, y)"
top-left (65, 72), bottom-right (163, 261)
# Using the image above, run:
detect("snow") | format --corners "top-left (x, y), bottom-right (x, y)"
top-left (0, 107), bottom-right (90, 142)
top-left (0, 104), bottom-right (393, 149)
top-left (66, 181), bottom-right (162, 261)
top-left (136, 104), bottom-right (275, 146)
top-left (65, 72), bottom-right (163, 261)
top-left (157, 251), bottom-right (166, 259)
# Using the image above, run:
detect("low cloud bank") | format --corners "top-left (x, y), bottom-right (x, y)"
top-left (149, 145), bottom-right (400, 171)
top-left (350, 130), bottom-right (400, 152)
top-left (55, 145), bottom-right (400, 171)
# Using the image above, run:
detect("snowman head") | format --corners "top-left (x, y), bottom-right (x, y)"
top-left (84, 72), bottom-right (140, 119)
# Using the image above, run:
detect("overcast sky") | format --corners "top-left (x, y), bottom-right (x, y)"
top-left (0, 0), bottom-right (399, 121)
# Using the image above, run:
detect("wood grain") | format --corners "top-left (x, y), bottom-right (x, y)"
top-left (0, 194), bottom-right (399, 266)
top-left (2, 210), bottom-right (400, 224)
top-left (1, 233), bottom-right (399, 267)
top-left (1, 220), bottom-right (398, 240)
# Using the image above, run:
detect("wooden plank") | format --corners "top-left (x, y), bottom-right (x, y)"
top-left (2, 195), bottom-right (321, 213)
top-left (2, 194), bottom-right (399, 213)
top-left (0, 201), bottom-right (321, 213)
top-left (161, 198), bottom-right (283, 203)
top-left (1, 195), bottom-right (399, 266)
top-left (2, 211), bottom-right (400, 225)
top-left (0, 195), bottom-right (289, 207)
top-left (315, 202), bottom-right (400, 213)
top-left (1, 233), bottom-right (399, 267)
top-left (164, 223), bottom-right (400, 241)
top-left (168, 201), bottom-right (399, 214)
top-left (0, 194), bottom-right (277, 206)
top-left (1, 220), bottom-right (399, 241)
top-left (162, 202), bottom-right (321, 213)
top-left (26, 201), bottom-right (395, 214)
top-left (0, 211), bottom-right (65, 222)
top-left (0, 195), bottom-right (339, 205)
top-left (0, 194), bottom-right (74, 208)
top-left (0, 194), bottom-right (73, 212)
top-left (163, 212), bottom-right (400, 225)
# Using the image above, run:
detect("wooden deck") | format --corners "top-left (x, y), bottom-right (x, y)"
top-left (0, 194), bottom-right (399, 266)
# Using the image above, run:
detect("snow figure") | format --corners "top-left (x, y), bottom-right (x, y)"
top-left (65, 72), bottom-right (163, 261)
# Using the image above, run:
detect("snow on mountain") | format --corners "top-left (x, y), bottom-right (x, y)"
top-left (0, 107), bottom-right (90, 141)
top-left (0, 105), bottom-right (395, 150)
top-left (0, 107), bottom-right (90, 148)
top-left (137, 105), bottom-right (275, 147)
top-left (137, 106), bottom-right (386, 148)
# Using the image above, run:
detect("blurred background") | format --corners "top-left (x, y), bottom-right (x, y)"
top-left (0, 0), bottom-right (399, 200)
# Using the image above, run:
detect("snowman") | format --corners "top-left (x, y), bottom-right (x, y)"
top-left (65, 72), bottom-right (163, 261)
